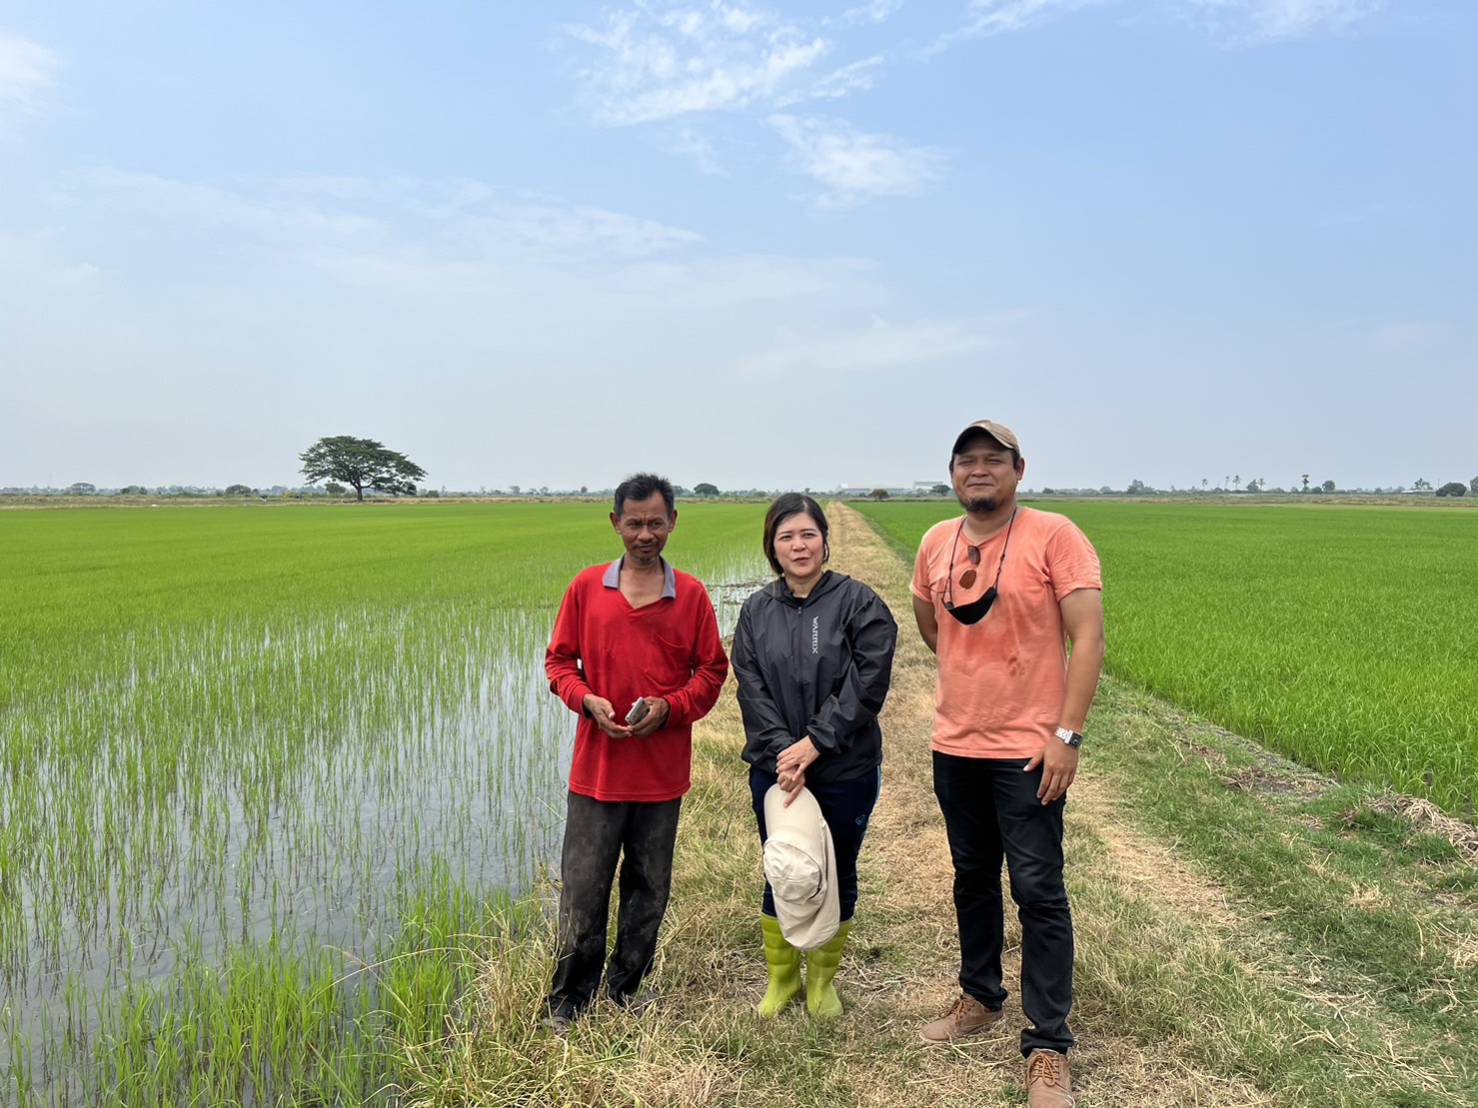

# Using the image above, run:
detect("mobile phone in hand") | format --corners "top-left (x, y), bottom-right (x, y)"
top-left (625, 698), bottom-right (649, 726)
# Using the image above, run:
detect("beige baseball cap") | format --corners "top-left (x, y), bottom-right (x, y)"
top-left (952, 420), bottom-right (1020, 456)
top-left (762, 784), bottom-right (840, 951)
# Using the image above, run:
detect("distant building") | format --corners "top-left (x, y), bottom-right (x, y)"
top-left (836, 486), bottom-right (918, 499)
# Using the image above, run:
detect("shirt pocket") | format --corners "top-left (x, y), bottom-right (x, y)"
top-left (641, 629), bottom-right (692, 693)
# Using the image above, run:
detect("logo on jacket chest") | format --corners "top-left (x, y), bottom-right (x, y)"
top-left (811, 616), bottom-right (819, 655)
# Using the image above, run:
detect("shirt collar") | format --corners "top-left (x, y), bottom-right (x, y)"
top-left (603, 556), bottom-right (677, 600)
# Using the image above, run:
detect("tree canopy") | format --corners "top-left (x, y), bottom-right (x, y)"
top-left (299, 436), bottom-right (427, 501)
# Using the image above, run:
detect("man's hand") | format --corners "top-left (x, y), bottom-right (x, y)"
top-left (583, 694), bottom-right (632, 738)
top-left (1024, 737), bottom-right (1078, 804)
top-left (627, 696), bottom-right (671, 738)
top-left (777, 737), bottom-right (820, 806)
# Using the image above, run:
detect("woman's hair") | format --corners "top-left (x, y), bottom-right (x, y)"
top-left (762, 493), bottom-right (830, 577)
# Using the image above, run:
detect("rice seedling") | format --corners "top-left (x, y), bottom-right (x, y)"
top-left (0, 500), bottom-right (767, 1104)
top-left (854, 499), bottom-right (1478, 817)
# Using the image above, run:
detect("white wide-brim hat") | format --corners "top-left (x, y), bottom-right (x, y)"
top-left (762, 784), bottom-right (840, 951)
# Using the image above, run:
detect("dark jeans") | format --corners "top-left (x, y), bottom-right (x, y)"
top-left (546, 790), bottom-right (682, 1019)
top-left (750, 765), bottom-right (881, 923)
top-left (933, 751), bottom-right (1074, 1057)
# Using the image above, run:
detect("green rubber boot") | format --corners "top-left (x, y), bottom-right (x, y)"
top-left (805, 920), bottom-right (852, 1019)
top-left (758, 914), bottom-right (802, 1017)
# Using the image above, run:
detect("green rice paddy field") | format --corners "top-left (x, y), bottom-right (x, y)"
top-left (854, 499), bottom-right (1478, 817)
top-left (0, 501), bottom-right (768, 1106)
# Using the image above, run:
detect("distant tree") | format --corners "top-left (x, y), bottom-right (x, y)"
top-left (67, 482), bottom-right (96, 495)
top-left (300, 436), bottom-right (426, 501)
top-left (1233, 474), bottom-right (1241, 489)
top-left (118, 484), bottom-right (148, 496)
top-left (1321, 479), bottom-right (1335, 493)
top-left (324, 482), bottom-right (347, 495)
top-left (693, 482), bottom-right (720, 497)
top-left (1126, 479), bottom-right (1151, 496)
top-left (579, 485), bottom-right (589, 495)
top-left (931, 483), bottom-right (950, 496)
top-left (1245, 479), bottom-right (1259, 493)
top-left (1413, 478), bottom-right (1431, 491)
top-left (423, 488), bottom-right (440, 498)
top-left (869, 488), bottom-right (890, 500)
top-left (1436, 481), bottom-right (1467, 498)
top-left (224, 484), bottom-right (254, 497)
top-left (1201, 478), bottom-right (1208, 490)
top-left (1301, 473), bottom-right (1310, 493)
top-left (1470, 476), bottom-right (1478, 496)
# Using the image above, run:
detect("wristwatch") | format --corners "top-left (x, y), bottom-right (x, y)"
top-left (1054, 726), bottom-right (1084, 748)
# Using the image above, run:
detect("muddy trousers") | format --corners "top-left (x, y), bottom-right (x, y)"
top-left (933, 751), bottom-right (1074, 1058)
top-left (546, 790), bottom-right (682, 1020)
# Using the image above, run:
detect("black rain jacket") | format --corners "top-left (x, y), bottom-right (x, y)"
top-left (733, 571), bottom-right (898, 784)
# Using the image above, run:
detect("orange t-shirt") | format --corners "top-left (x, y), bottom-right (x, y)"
top-left (911, 506), bottom-right (1102, 760)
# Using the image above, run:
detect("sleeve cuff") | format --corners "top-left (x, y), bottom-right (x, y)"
top-left (1052, 581), bottom-right (1102, 602)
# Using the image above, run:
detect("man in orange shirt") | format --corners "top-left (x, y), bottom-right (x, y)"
top-left (911, 421), bottom-right (1105, 1108)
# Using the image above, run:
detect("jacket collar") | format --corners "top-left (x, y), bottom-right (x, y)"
top-left (769, 570), bottom-right (842, 606)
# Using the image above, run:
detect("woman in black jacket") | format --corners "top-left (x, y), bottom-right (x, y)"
top-left (733, 493), bottom-right (897, 1018)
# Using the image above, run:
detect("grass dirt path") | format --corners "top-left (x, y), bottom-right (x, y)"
top-left (412, 504), bottom-right (1476, 1107)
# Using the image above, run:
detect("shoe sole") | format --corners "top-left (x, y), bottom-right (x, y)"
top-left (918, 1018), bottom-right (1005, 1045)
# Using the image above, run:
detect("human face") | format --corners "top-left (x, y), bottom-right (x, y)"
top-left (773, 512), bottom-right (826, 583)
top-left (610, 491), bottom-right (676, 566)
top-left (951, 436), bottom-right (1024, 514)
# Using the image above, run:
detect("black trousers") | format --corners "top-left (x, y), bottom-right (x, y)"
top-left (546, 790), bottom-right (682, 1019)
top-left (933, 751), bottom-right (1074, 1057)
top-left (749, 765), bottom-right (881, 923)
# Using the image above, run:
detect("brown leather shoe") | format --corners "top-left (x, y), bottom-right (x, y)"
top-left (1025, 1049), bottom-right (1074, 1107)
top-left (918, 993), bottom-right (1004, 1043)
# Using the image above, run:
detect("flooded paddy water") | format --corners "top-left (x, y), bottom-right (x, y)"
top-left (0, 501), bottom-right (767, 1105)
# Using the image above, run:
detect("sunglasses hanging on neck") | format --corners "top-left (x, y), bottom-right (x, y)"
top-left (943, 509), bottom-right (1016, 625)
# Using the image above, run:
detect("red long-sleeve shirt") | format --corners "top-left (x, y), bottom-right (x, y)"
top-left (545, 560), bottom-right (729, 802)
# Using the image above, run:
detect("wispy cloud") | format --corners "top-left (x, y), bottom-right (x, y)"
top-left (0, 30), bottom-right (59, 113)
top-left (932, 0), bottom-right (1380, 51)
top-left (664, 127), bottom-right (729, 175)
top-left (1188, 0), bottom-right (1382, 41)
top-left (564, 3), bottom-right (831, 124)
top-left (775, 55), bottom-right (884, 106)
top-left (770, 114), bottom-right (946, 205)
top-left (841, 0), bottom-right (906, 26)
top-left (83, 172), bottom-right (703, 261)
top-left (932, 0), bottom-right (1091, 51)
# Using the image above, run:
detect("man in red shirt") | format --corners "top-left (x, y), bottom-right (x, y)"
top-left (543, 473), bottom-right (729, 1030)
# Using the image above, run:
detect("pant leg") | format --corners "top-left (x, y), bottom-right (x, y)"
top-left (807, 768), bottom-right (882, 923)
top-left (547, 791), bottom-right (628, 1018)
top-left (932, 751), bottom-right (1007, 1010)
top-left (992, 759), bottom-right (1074, 1057)
top-left (750, 766), bottom-right (779, 917)
top-left (605, 797), bottom-right (683, 1001)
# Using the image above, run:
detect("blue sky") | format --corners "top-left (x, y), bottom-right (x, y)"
top-left (2, 1), bottom-right (1474, 491)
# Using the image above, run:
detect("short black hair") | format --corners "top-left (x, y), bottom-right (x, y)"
top-left (613, 473), bottom-right (675, 517)
top-left (762, 493), bottom-right (830, 577)
top-left (950, 431), bottom-right (1021, 471)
